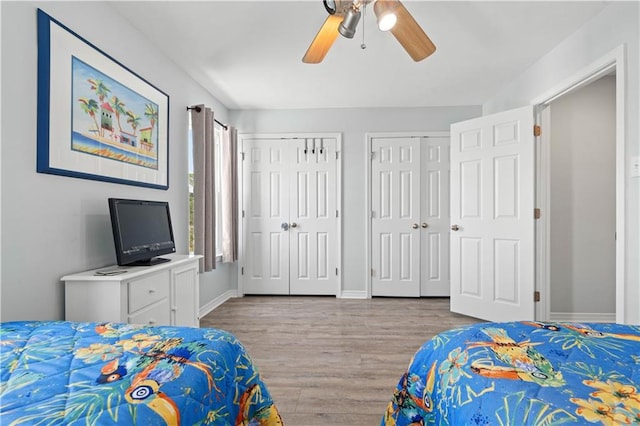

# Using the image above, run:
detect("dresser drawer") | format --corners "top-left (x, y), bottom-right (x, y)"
top-left (128, 270), bottom-right (170, 313)
top-left (128, 299), bottom-right (170, 326)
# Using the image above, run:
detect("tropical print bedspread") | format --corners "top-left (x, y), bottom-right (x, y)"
top-left (383, 321), bottom-right (640, 425)
top-left (0, 321), bottom-right (282, 425)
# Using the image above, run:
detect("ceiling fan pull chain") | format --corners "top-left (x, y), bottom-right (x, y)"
top-left (361, 2), bottom-right (367, 49)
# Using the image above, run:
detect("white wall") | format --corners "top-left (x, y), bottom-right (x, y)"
top-left (230, 107), bottom-right (482, 294)
top-left (549, 76), bottom-right (616, 314)
top-left (0, 1), bottom-right (234, 321)
top-left (483, 2), bottom-right (639, 324)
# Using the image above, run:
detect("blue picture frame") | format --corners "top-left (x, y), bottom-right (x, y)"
top-left (37, 9), bottom-right (169, 189)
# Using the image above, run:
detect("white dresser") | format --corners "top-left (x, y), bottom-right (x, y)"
top-left (62, 254), bottom-right (201, 327)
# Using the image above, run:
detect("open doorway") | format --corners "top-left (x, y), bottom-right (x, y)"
top-left (535, 46), bottom-right (625, 323)
top-left (543, 75), bottom-right (616, 322)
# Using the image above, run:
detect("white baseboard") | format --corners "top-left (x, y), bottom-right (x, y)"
top-left (199, 290), bottom-right (238, 319)
top-left (548, 312), bottom-right (616, 323)
top-left (339, 290), bottom-right (368, 299)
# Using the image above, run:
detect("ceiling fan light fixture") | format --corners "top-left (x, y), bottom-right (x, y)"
top-left (338, 7), bottom-right (361, 39)
top-left (378, 13), bottom-right (396, 31)
top-left (374, 0), bottom-right (398, 31)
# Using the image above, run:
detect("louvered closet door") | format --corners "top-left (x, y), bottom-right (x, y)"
top-left (242, 139), bottom-right (291, 295)
top-left (289, 138), bottom-right (338, 295)
top-left (371, 137), bottom-right (421, 297)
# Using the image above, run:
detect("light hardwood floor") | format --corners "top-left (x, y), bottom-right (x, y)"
top-left (200, 296), bottom-right (481, 425)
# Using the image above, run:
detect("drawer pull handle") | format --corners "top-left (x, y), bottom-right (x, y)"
top-left (148, 289), bottom-right (156, 294)
top-left (148, 320), bottom-right (156, 325)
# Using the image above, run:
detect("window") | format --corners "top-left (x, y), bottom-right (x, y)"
top-left (188, 118), bottom-right (223, 257)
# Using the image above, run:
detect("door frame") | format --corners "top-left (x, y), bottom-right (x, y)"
top-left (531, 45), bottom-right (626, 323)
top-left (237, 132), bottom-right (343, 297)
top-left (365, 131), bottom-right (450, 298)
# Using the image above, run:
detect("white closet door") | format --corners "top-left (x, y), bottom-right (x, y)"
top-left (242, 139), bottom-right (291, 294)
top-left (371, 137), bottom-right (421, 297)
top-left (289, 138), bottom-right (338, 295)
top-left (450, 106), bottom-right (535, 321)
top-left (421, 137), bottom-right (450, 296)
top-left (241, 136), bottom-right (339, 296)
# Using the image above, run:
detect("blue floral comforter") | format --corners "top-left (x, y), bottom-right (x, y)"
top-left (383, 321), bottom-right (640, 425)
top-left (1, 321), bottom-right (283, 425)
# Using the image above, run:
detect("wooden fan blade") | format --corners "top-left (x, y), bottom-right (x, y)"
top-left (389, 0), bottom-right (436, 62)
top-left (303, 14), bottom-right (342, 64)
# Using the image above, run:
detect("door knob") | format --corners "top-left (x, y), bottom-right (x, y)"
top-left (291, 222), bottom-right (298, 228)
top-left (281, 222), bottom-right (289, 231)
top-left (421, 223), bottom-right (428, 228)
top-left (451, 224), bottom-right (460, 231)
top-left (412, 223), bottom-right (419, 229)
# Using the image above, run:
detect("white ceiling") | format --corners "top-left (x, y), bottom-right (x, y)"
top-left (109, 1), bottom-right (609, 110)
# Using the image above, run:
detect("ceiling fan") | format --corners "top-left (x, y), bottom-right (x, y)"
top-left (302, 0), bottom-right (436, 64)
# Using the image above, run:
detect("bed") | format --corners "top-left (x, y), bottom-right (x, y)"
top-left (383, 321), bottom-right (640, 425)
top-left (0, 321), bottom-right (282, 425)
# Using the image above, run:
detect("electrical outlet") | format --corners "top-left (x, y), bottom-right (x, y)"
top-left (632, 156), bottom-right (640, 178)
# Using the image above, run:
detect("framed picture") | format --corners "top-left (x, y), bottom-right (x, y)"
top-left (37, 9), bottom-right (169, 190)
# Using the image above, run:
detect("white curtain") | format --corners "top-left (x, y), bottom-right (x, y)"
top-left (190, 105), bottom-right (216, 271)
top-left (221, 126), bottom-right (238, 262)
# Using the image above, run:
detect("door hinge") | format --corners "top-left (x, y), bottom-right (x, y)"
top-left (371, 268), bottom-right (375, 277)
top-left (534, 125), bottom-right (541, 137)
top-left (336, 267), bottom-right (339, 276)
top-left (371, 211), bottom-right (375, 219)
top-left (336, 151), bottom-right (339, 160)
top-left (336, 210), bottom-right (339, 218)
top-left (534, 208), bottom-right (541, 219)
top-left (370, 151), bottom-right (375, 160)
top-left (241, 267), bottom-right (244, 275)
top-left (534, 291), bottom-right (540, 302)
top-left (242, 210), bottom-right (245, 218)
top-left (241, 152), bottom-right (245, 161)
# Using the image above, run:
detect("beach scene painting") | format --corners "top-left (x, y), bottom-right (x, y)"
top-left (71, 56), bottom-right (159, 170)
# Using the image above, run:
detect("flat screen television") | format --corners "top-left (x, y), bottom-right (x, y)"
top-left (108, 198), bottom-right (176, 266)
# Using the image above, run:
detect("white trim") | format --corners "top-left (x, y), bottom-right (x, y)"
top-left (531, 46), bottom-right (623, 106)
top-left (365, 134), bottom-right (372, 299)
top-left (338, 290), bottom-right (368, 299)
top-left (237, 132), bottom-right (342, 296)
top-left (199, 289), bottom-right (238, 319)
top-left (335, 135), bottom-right (343, 297)
top-left (532, 45), bottom-right (626, 324)
top-left (235, 139), bottom-right (244, 297)
top-left (535, 106), bottom-right (551, 322)
top-left (239, 132), bottom-right (344, 141)
top-left (548, 312), bottom-right (616, 323)
top-left (365, 131), bottom-right (450, 299)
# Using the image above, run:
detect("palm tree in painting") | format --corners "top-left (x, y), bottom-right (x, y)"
top-left (126, 110), bottom-right (141, 135)
top-left (110, 96), bottom-right (127, 132)
top-left (144, 103), bottom-right (158, 144)
top-left (87, 78), bottom-right (110, 105)
top-left (78, 98), bottom-right (100, 135)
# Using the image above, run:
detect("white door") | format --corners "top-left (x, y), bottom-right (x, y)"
top-left (290, 138), bottom-right (338, 295)
top-left (421, 137), bottom-right (450, 296)
top-left (242, 137), bottom-right (339, 295)
top-left (450, 106), bottom-right (535, 321)
top-left (242, 138), bottom-right (291, 295)
top-left (371, 137), bottom-right (421, 297)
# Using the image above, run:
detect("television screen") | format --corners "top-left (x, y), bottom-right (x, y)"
top-left (108, 198), bottom-right (176, 266)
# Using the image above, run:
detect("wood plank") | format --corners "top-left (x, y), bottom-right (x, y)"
top-left (200, 296), bottom-right (481, 424)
